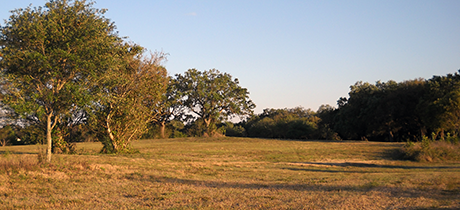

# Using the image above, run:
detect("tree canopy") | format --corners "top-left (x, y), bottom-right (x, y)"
top-left (0, 0), bottom-right (128, 161)
top-left (175, 69), bottom-right (255, 136)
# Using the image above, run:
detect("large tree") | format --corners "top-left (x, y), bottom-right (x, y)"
top-left (0, 0), bottom-right (126, 162)
top-left (333, 79), bottom-right (427, 141)
top-left (175, 69), bottom-right (255, 136)
top-left (418, 71), bottom-right (460, 138)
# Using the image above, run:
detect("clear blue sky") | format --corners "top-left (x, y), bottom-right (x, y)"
top-left (2, 0), bottom-right (459, 114)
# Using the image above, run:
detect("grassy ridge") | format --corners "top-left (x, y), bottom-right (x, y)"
top-left (0, 137), bottom-right (459, 209)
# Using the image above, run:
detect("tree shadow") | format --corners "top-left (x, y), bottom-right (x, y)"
top-left (0, 151), bottom-right (37, 155)
top-left (293, 161), bottom-right (460, 170)
top-left (133, 175), bottom-right (459, 202)
top-left (282, 167), bottom-right (366, 173)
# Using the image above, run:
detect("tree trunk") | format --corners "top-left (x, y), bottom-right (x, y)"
top-left (204, 118), bottom-right (212, 136)
top-left (388, 130), bottom-right (394, 142)
top-left (160, 121), bottom-right (166, 139)
top-left (106, 112), bottom-right (117, 152)
top-left (440, 128), bottom-right (445, 140)
top-left (46, 113), bottom-right (53, 163)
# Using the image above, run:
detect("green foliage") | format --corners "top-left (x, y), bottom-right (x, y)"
top-left (0, 125), bottom-right (16, 146)
top-left (401, 137), bottom-right (460, 162)
top-left (222, 122), bottom-right (246, 137)
top-left (331, 71), bottom-right (460, 142)
top-left (153, 77), bottom-right (186, 139)
top-left (245, 107), bottom-right (325, 140)
top-left (94, 52), bottom-right (169, 153)
top-left (15, 125), bottom-right (45, 145)
top-left (445, 133), bottom-right (459, 144)
top-left (332, 79), bottom-right (426, 141)
top-left (143, 120), bottom-right (187, 139)
top-left (174, 69), bottom-right (255, 136)
top-left (0, 0), bottom-right (128, 161)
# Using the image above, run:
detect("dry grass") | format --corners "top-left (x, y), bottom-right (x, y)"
top-left (0, 137), bottom-right (459, 209)
top-left (402, 140), bottom-right (460, 162)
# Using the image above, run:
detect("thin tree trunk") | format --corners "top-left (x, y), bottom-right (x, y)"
top-left (46, 113), bottom-right (53, 163)
top-left (388, 130), bottom-right (394, 142)
top-left (106, 112), bottom-right (117, 152)
top-left (160, 121), bottom-right (166, 139)
top-left (204, 118), bottom-right (211, 136)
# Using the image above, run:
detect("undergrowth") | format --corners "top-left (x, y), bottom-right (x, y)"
top-left (401, 136), bottom-right (460, 162)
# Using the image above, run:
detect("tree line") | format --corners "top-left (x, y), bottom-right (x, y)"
top-left (145, 70), bottom-right (460, 144)
top-left (226, 72), bottom-right (460, 143)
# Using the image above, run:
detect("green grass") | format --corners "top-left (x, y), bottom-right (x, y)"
top-left (0, 137), bottom-right (459, 209)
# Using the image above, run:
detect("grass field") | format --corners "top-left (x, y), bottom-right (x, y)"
top-left (0, 137), bottom-right (459, 209)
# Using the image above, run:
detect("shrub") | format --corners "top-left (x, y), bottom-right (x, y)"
top-left (401, 137), bottom-right (460, 162)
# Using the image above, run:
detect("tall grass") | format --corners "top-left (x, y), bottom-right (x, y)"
top-left (0, 153), bottom-right (41, 175)
top-left (402, 136), bottom-right (460, 162)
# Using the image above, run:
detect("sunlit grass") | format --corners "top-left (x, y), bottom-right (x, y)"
top-left (0, 137), bottom-right (459, 209)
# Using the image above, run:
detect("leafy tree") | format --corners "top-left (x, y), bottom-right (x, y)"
top-left (333, 79), bottom-right (427, 141)
top-left (0, 125), bottom-right (15, 146)
top-left (245, 107), bottom-right (320, 140)
top-left (94, 52), bottom-right (168, 153)
top-left (175, 69), bottom-right (255, 136)
top-left (221, 121), bottom-right (246, 137)
top-left (418, 71), bottom-right (460, 139)
top-left (153, 77), bottom-right (185, 139)
top-left (316, 104), bottom-right (340, 140)
top-left (0, 0), bottom-right (126, 162)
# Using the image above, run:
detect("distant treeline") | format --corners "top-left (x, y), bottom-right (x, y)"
top-left (225, 71), bottom-right (460, 142)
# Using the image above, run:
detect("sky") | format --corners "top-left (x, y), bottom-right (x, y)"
top-left (1, 0), bottom-right (459, 114)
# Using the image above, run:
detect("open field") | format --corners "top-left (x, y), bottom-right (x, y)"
top-left (0, 137), bottom-right (459, 209)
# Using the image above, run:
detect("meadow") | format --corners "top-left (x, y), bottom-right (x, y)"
top-left (0, 137), bottom-right (459, 209)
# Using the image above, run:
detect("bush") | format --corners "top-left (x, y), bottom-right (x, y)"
top-left (222, 122), bottom-right (246, 137)
top-left (401, 137), bottom-right (460, 162)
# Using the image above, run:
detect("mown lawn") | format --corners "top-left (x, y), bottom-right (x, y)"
top-left (0, 137), bottom-right (459, 209)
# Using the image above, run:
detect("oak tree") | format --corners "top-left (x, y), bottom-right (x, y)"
top-left (175, 69), bottom-right (255, 136)
top-left (0, 0), bottom-right (126, 162)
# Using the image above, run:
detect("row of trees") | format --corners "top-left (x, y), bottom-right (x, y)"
top-left (187, 72), bottom-right (455, 144)
top-left (0, 0), bottom-right (255, 162)
top-left (329, 72), bottom-right (460, 142)
top-left (235, 72), bottom-right (460, 142)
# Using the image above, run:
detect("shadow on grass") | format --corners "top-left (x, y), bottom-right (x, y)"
top-left (283, 167), bottom-right (367, 173)
top-left (293, 162), bottom-right (460, 170)
top-left (0, 151), bottom-right (37, 155)
top-left (134, 175), bottom-right (459, 202)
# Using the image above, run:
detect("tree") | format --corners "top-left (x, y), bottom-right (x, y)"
top-left (0, 125), bottom-right (14, 146)
top-left (94, 51), bottom-right (168, 153)
top-left (0, 0), bottom-right (126, 162)
top-left (175, 69), bottom-right (255, 136)
top-left (332, 79), bottom-right (427, 141)
top-left (418, 71), bottom-right (460, 139)
top-left (153, 77), bottom-right (185, 139)
top-left (245, 107), bottom-right (320, 140)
